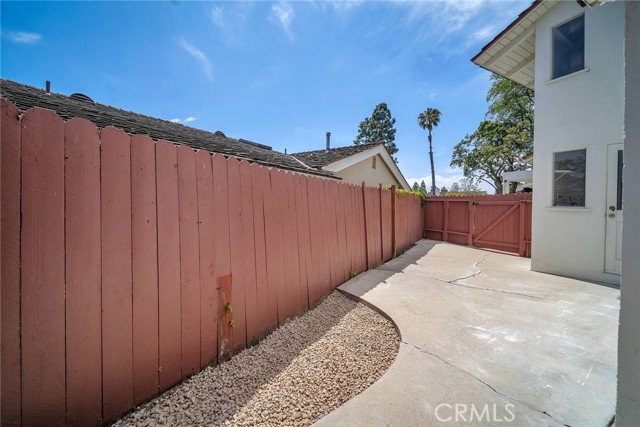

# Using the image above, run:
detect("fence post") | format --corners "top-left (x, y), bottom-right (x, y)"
top-left (379, 184), bottom-right (384, 261)
top-left (391, 185), bottom-right (397, 258)
top-left (519, 201), bottom-right (526, 256)
top-left (467, 200), bottom-right (473, 245)
top-left (443, 199), bottom-right (449, 242)
top-left (362, 181), bottom-right (369, 270)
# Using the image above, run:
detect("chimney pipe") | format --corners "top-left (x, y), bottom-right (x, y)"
top-left (326, 131), bottom-right (331, 151)
top-left (45, 80), bottom-right (51, 93)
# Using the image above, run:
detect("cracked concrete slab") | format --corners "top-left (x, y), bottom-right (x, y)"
top-left (317, 240), bottom-right (619, 427)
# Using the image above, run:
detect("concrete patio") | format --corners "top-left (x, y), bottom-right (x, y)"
top-left (316, 240), bottom-right (619, 427)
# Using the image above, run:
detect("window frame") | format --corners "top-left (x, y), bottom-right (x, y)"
top-left (551, 13), bottom-right (586, 81)
top-left (551, 148), bottom-right (588, 208)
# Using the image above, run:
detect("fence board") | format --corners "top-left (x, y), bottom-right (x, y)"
top-left (283, 172), bottom-right (302, 315)
top-left (227, 157), bottom-right (246, 349)
top-left (294, 175), bottom-right (311, 311)
top-left (269, 169), bottom-right (288, 322)
top-left (306, 178), bottom-right (322, 304)
top-left (131, 135), bottom-right (159, 405)
top-left (381, 190), bottom-right (392, 261)
top-left (211, 154), bottom-right (232, 357)
top-left (196, 150), bottom-right (217, 366)
top-left (65, 118), bottom-right (102, 426)
top-left (100, 127), bottom-right (134, 423)
top-left (240, 161), bottom-right (259, 343)
top-left (20, 108), bottom-right (66, 426)
top-left (319, 180), bottom-right (334, 295)
top-left (177, 146), bottom-right (201, 377)
top-left (333, 183), bottom-right (347, 286)
top-left (260, 166), bottom-right (279, 328)
top-left (1, 98), bottom-right (22, 426)
top-left (156, 140), bottom-right (182, 391)
top-left (251, 165), bottom-right (270, 334)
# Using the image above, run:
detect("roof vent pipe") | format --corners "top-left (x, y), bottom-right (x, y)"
top-left (45, 80), bottom-right (50, 93)
top-left (326, 131), bottom-right (331, 152)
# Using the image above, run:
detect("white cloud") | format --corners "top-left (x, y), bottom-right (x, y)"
top-left (270, 2), bottom-right (295, 40)
top-left (178, 38), bottom-right (213, 80)
top-left (6, 31), bottom-right (42, 44)
top-left (329, 0), bottom-right (363, 13)
top-left (169, 116), bottom-right (198, 124)
top-left (210, 4), bottom-right (250, 45)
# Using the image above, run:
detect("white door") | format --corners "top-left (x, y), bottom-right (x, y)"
top-left (605, 144), bottom-right (623, 274)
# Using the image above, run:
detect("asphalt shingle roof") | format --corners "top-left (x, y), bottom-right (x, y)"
top-left (291, 142), bottom-right (382, 169)
top-left (0, 79), bottom-right (334, 178)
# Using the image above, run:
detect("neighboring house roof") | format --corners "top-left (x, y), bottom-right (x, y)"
top-left (472, 0), bottom-right (603, 89)
top-left (0, 79), bottom-right (334, 178)
top-left (292, 142), bottom-right (411, 190)
top-left (291, 142), bottom-right (381, 169)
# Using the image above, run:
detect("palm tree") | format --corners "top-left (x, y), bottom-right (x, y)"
top-left (418, 108), bottom-right (442, 196)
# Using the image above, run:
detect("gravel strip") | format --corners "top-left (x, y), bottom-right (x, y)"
top-left (114, 291), bottom-right (399, 427)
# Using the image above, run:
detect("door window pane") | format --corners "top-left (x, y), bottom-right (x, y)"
top-left (552, 14), bottom-right (585, 79)
top-left (554, 149), bottom-right (586, 207)
top-left (617, 150), bottom-right (623, 210)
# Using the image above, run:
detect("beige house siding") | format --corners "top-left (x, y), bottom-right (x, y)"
top-left (335, 154), bottom-right (401, 188)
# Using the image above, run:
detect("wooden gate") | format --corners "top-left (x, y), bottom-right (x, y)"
top-left (423, 194), bottom-right (532, 257)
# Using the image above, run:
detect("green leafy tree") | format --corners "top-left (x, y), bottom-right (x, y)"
top-left (419, 180), bottom-right (427, 194)
top-left (354, 103), bottom-right (398, 160)
top-left (450, 182), bottom-right (461, 193)
top-left (452, 121), bottom-right (531, 194)
top-left (418, 108), bottom-right (442, 196)
top-left (451, 75), bottom-right (533, 194)
top-left (412, 182), bottom-right (419, 191)
top-left (459, 177), bottom-right (482, 192)
top-left (440, 186), bottom-right (448, 194)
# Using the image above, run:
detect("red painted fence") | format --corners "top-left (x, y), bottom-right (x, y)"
top-left (423, 193), bottom-right (533, 257)
top-left (0, 101), bottom-right (423, 426)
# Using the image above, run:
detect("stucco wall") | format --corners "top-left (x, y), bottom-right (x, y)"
top-left (617, 2), bottom-right (640, 425)
top-left (335, 154), bottom-right (402, 188)
top-left (531, 0), bottom-right (624, 284)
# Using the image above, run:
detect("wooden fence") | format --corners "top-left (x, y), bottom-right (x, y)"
top-left (0, 101), bottom-right (423, 426)
top-left (423, 193), bottom-right (533, 257)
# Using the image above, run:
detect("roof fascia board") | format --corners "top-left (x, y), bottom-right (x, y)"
top-left (482, 23), bottom-right (536, 68)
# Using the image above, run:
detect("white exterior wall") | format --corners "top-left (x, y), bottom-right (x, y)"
top-left (531, 1), bottom-right (624, 284)
top-left (617, 2), bottom-right (640, 425)
top-left (335, 154), bottom-right (402, 188)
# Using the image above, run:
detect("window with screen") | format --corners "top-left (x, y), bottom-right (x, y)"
top-left (553, 149), bottom-right (586, 207)
top-left (552, 14), bottom-right (585, 79)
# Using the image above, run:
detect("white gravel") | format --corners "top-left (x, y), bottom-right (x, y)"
top-left (114, 291), bottom-right (399, 427)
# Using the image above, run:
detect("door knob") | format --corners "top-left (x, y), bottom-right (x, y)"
top-left (609, 205), bottom-right (616, 211)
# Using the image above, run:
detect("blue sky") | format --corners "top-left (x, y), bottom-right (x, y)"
top-left (1, 0), bottom-right (526, 191)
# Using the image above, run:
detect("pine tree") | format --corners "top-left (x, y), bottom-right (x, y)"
top-left (419, 180), bottom-right (427, 194)
top-left (354, 103), bottom-right (398, 160)
top-left (412, 182), bottom-right (420, 191)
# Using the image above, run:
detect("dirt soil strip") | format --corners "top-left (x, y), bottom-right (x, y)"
top-left (114, 291), bottom-right (399, 427)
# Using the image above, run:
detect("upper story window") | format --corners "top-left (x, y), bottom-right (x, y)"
top-left (552, 14), bottom-right (585, 79)
top-left (553, 149), bottom-right (586, 207)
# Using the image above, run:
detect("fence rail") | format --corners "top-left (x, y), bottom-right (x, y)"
top-left (0, 100), bottom-right (423, 426)
top-left (423, 193), bottom-right (533, 257)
